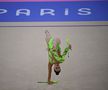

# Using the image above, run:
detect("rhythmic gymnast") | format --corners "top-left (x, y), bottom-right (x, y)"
top-left (45, 30), bottom-right (72, 84)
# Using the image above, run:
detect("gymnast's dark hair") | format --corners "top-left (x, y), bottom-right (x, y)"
top-left (54, 68), bottom-right (61, 75)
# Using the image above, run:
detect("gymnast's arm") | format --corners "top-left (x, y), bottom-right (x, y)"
top-left (48, 62), bottom-right (53, 84)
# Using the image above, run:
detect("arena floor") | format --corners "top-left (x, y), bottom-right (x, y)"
top-left (0, 22), bottom-right (108, 90)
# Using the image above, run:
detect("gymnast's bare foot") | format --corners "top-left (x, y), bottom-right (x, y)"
top-left (48, 80), bottom-right (55, 85)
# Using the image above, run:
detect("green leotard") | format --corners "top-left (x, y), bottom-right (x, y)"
top-left (48, 37), bottom-right (70, 64)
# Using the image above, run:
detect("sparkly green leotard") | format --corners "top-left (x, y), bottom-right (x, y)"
top-left (48, 37), bottom-right (70, 64)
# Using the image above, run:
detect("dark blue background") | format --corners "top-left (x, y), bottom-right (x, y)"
top-left (0, 1), bottom-right (108, 22)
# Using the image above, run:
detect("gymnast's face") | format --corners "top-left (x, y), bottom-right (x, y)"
top-left (54, 63), bottom-right (61, 75)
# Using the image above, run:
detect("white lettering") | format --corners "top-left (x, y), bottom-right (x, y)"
top-left (78, 8), bottom-right (91, 15)
top-left (64, 8), bottom-right (69, 16)
top-left (40, 9), bottom-right (55, 16)
top-left (16, 9), bottom-right (30, 16)
top-left (0, 9), bottom-right (7, 14)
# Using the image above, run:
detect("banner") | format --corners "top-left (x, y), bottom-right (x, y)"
top-left (0, 1), bottom-right (108, 22)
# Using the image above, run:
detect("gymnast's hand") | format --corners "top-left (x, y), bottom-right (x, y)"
top-left (69, 44), bottom-right (72, 50)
